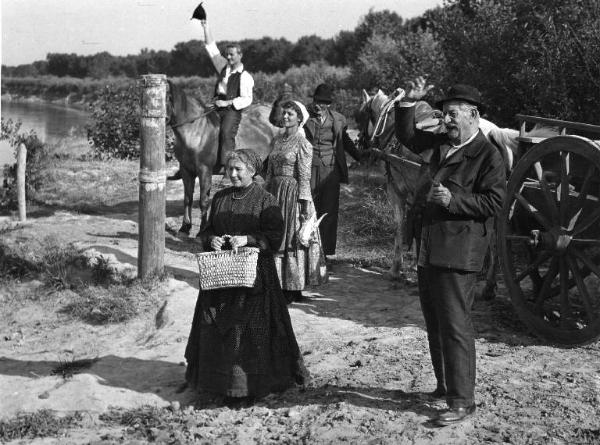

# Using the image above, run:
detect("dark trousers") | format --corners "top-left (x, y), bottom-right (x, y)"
top-left (217, 107), bottom-right (242, 167)
top-left (417, 265), bottom-right (477, 408)
top-left (311, 159), bottom-right (340, 256)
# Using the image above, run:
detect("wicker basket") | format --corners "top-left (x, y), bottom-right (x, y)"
top-left (196, 247), bottom-right (259, 290)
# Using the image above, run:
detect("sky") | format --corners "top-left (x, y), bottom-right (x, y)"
top-left (1, 0), bottom-right (443, 66)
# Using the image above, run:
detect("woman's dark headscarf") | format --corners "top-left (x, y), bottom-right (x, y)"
top-left (226, 148), bottom-right (263, 177)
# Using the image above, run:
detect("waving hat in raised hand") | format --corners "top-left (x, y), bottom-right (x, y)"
top-left (191, 2), bottom-right (207, 21)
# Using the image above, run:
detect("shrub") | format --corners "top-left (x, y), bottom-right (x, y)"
top-left (87, 82), bottom-right (141, 159)
top-left (61, 278), bottom-right (163, 324)
top-left (0, 118), bottom-right (48, 208)
top-left (86, 80), bottom-right (176, 160)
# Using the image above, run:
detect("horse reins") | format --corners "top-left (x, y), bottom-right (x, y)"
top-left (168, 107), bottom-right (217, 129)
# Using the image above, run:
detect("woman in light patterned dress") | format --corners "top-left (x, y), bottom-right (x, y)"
top-left (265, 100), bottom-right (316, 303)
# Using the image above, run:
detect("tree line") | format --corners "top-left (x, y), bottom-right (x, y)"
top-left (2, 33), bottom-right (355, 79)
top-left (3, 0), bottom-right (600, 125)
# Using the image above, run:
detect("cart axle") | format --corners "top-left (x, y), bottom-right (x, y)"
top-left (529, 229), bottom-right (572, 253)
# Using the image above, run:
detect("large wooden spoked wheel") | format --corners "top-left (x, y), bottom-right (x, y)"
top-left (498, 136), bottom-right (600, 345)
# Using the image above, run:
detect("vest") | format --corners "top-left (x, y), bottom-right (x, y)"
top-left (214, 66), bottom-right (242, 100)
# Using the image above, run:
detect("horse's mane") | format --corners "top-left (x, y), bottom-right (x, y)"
top-left (167, 79), bottom-right (219, 126)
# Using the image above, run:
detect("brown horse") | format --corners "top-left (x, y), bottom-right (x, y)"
top-left (166, 80), bottom-right (276, 235)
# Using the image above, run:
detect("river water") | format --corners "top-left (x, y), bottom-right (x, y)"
top-left (0, 100), bottom-right (90, 166)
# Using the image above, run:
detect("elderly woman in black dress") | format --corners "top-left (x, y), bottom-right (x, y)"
top-left (185, 149), bottom-right (309, 405)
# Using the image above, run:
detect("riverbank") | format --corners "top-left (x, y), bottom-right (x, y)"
top-left (1, 67), bottom-right (359, 119)
top-left (1, 93), bottom-right (89, 111)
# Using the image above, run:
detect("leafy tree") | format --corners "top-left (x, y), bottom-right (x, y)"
top-left (289, 35), bottom-right (333, 67)
top-left (350, 31), bottom-right (446, 95)
top-left (136, 49), bottom-right (173, 76)
top-left (86, 52), bottom-right (114, 79)
top-left (240, 37), bottom-right (293, 73)
top-left (346, 9), bottom-right (405, 62)
top-left (326, 31), bottom-right (356, 66)
top-left (46, 53), bottom-right (88, 78)
top-left (437, 0), bottom-right (600, 124)
top-left (170, 40), bottom-right (214, 77)
top-left (87, 83), bottom-right (140, 159)
top-left (111, 57), bottom-right (138, 78)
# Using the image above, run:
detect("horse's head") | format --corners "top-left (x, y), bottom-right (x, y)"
top-left (165, 79), bottom-right (176, 127)
top-left (356, 89), bottom-right (390, 151)
top-left (165, 79), bottom-right (216, 129)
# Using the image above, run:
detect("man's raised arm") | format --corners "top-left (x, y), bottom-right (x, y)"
top-left (201, 21), bottom-right (227, 74)
top-left (393, 77), bottom-right (438, 153)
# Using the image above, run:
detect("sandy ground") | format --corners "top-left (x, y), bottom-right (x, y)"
top-left (1, 180), bottom-right (599, 444)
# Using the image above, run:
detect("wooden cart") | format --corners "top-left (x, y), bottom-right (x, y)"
top-left (497, 114), bottom-right (600, 345)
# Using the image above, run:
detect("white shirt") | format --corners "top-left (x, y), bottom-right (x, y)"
top-left (205, 42), bottom-right (254, 110)
top-left (445, 131), bottom-right (478, 160)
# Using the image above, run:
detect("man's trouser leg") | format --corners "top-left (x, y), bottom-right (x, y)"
top-left (419, 265), bottom-right (477, 408)
top-left (218, 108), bottom-right (242, 168)
top-left (310, 160), bottom-right (340, 256)
top-left (417, 266), bottom-right (446, 393)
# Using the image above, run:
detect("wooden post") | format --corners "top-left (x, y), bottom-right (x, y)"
top-left (138, 74), bottom-right (167, 279)
top-left (17, 143), bottom-right (27, 222)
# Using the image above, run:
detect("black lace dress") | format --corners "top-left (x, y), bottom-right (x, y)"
top-left (185, 183), bottom-right (309, 398)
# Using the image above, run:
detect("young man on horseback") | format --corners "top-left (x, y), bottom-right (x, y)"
top-left (168, 19), bottom-right (254, 180)
top-left (203, 20), bottom-right (254, 174)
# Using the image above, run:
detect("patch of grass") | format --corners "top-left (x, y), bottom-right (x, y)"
top-left (0, 242), bottom-right (40, 281)
top-left (38, 237), bottom-right (83, 291)
top-left (60, 277), bottom-right (164, 324)
top-left (336, 167), bottom-right (398, 270)
top-left (0, 410), bottom-right (83, 442)
top-left (341, 168), bottom-right (395, 245)
top-left (34, 158), bottom-right (139, 211)
top-left (91, 254), bottom-right (112, 285)
top-left (0, 236), bottom-right (84, 291)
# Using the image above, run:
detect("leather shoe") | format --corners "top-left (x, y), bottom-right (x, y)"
top-left (436, 404), bottom-right (476, 425)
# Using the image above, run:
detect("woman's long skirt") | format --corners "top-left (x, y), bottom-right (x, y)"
top-left (267, 176), bottom-right (308, 292)
top-left (184, 254), bottom-right (309, 398)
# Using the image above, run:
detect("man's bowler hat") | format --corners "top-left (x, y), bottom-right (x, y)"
top-left (312, 84), bottom-right (334, 104)
top-left (436, 84), bottom-right (485, 113)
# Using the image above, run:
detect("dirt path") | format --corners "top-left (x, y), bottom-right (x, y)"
top-left (1, 181), bottom-right (599, 444)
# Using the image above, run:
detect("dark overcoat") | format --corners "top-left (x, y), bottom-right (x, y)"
top-left (304, 110), bottom-right (361, 183)
top-left (395, 105), bottom-right (506, 272)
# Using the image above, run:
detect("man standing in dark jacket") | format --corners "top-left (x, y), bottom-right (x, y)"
top-left (304, 84), bottom-right (362, 259)
top-left (394, 78), bottom-right (506, 425)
